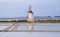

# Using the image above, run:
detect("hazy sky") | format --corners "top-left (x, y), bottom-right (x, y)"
top-left (0, 0), bottom-right (60, 18)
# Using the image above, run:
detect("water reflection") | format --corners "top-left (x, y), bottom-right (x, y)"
top-left (0, 25), bottom-right (60, 30)
top-left (0, 24), bottom-right (60, 37)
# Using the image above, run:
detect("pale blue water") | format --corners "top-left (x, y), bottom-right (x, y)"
top-left (0, 26), bottom-right (60, 30)
top-left (0, 24), bottom-right (60, 37)
top-left (0, 32), bottom-right (60, 37)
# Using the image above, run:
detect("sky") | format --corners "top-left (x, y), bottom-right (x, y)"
top-left (0, 0), bottom-right (60, 18)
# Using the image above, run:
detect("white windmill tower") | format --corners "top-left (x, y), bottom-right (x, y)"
top-left (27, 6), bottom-right (34, 31)
top-left (27, 6), bottom-right (34, 22)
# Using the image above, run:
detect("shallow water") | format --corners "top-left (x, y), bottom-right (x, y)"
top-left (0, 23), bottom-right (60, 37)
top-left (0, 32), bottom-right (60, 37)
